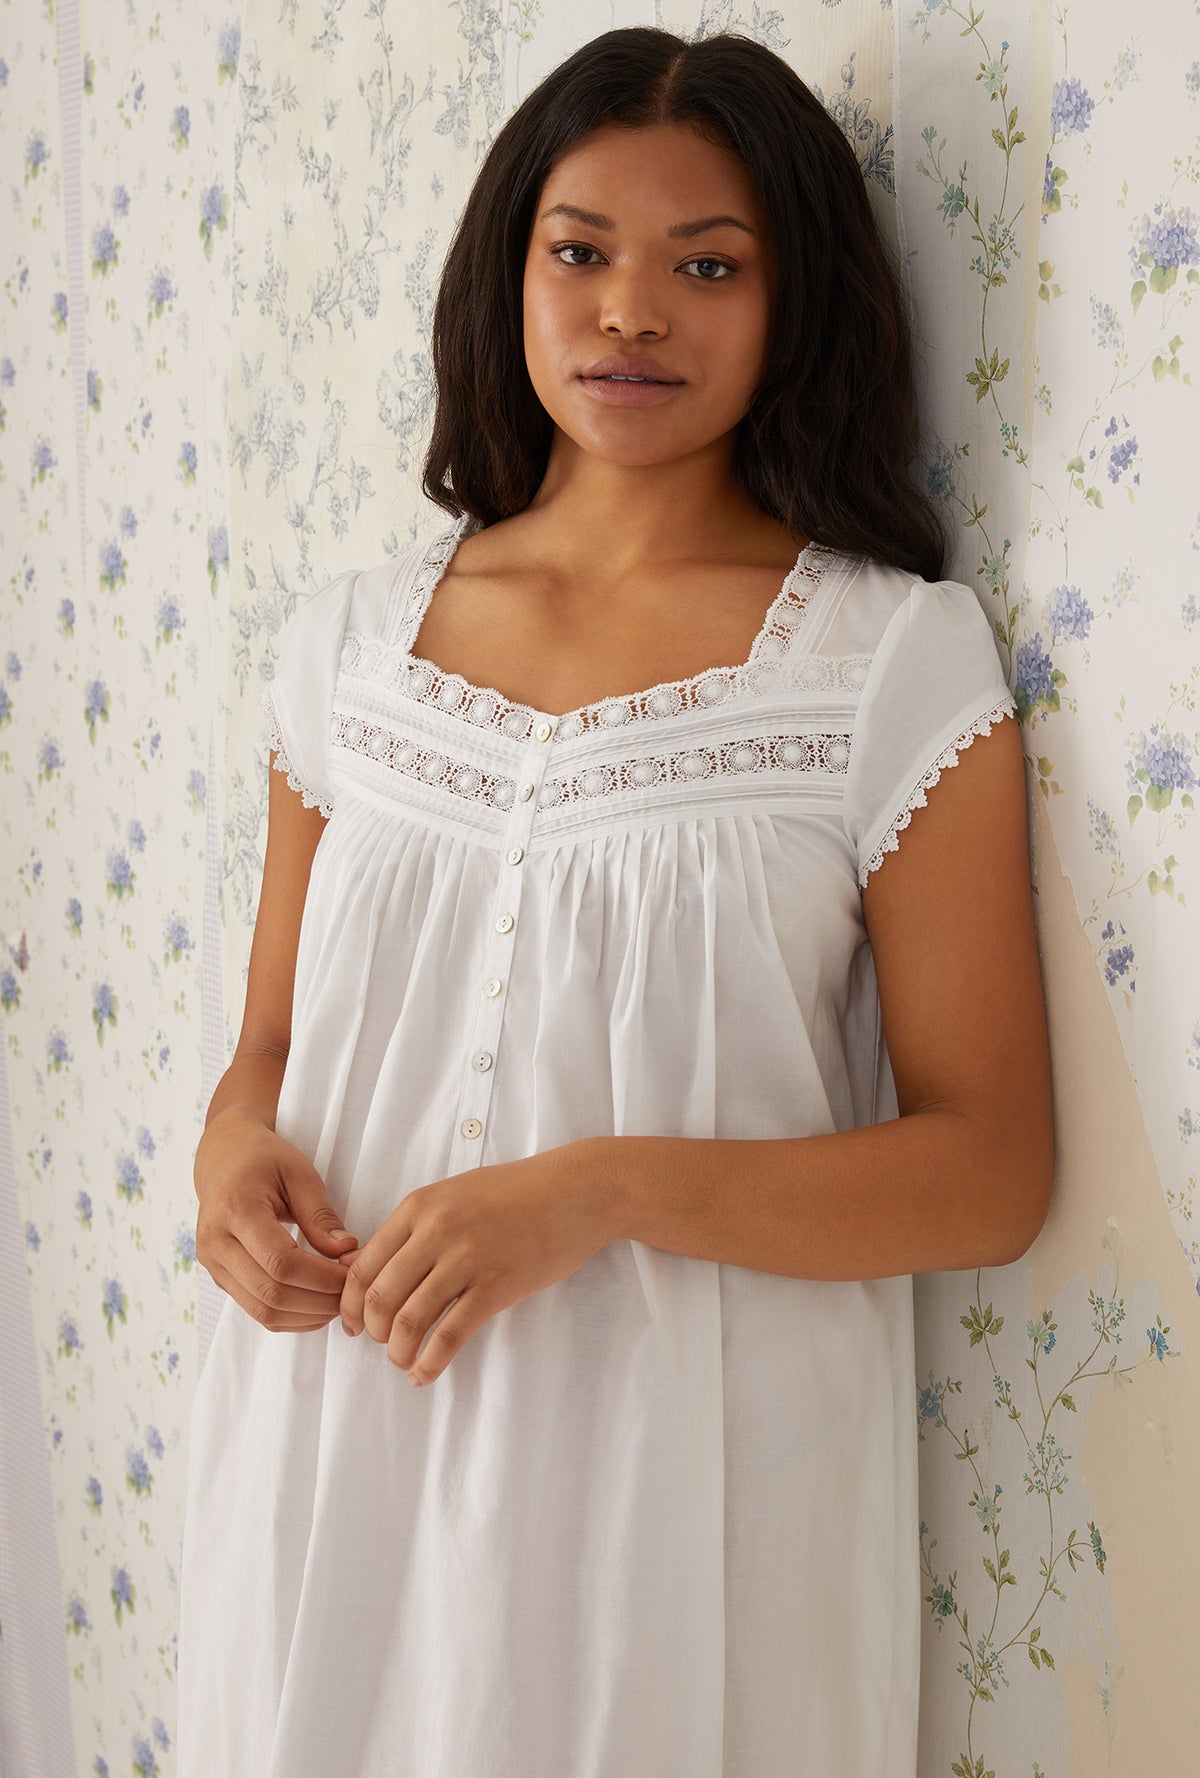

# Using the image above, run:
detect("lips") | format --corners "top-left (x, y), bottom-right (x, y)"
top-left (580, 353), bottom-right (681, 383)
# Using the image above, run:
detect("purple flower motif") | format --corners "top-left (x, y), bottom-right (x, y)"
top-left (0, 58), bottom-right (8, 87)
top-left (180, 439), bottom-right (198, 480)
top-left (87, 366), bottom-right (100, 408)
top-left (1125, 722), bottom-right (1198, 804)
top-left (5, 650), bottom-right (21, 679)
top-left (1045, 583), bottom-right (1094, 642)
top-left (186, 768), bottom-right (206, 810)
top-left (164, 916), bottom-right (195, 962)
top-left (218, 19), bottom-right (241, 77)
top-left (32, 439), bottom-right (57, 481)
top-left (128, 819), bottom-right (146, 853)
top-left (48, 1029), bottom-right (73, 1070)
top-left (0, 968), bottom-right (19, 1012)
top-left (146, 1424), bottom-right (165, 1459)
top-left (148, 268), bottom-right (177, 317)
top-left (132, 1735), bottom-right (160, 1778)
top-left (52, 290), bottom-right (68, 329)
top-left (1108, 435), bottom-right (1139, 482)
top-left (116, 1153), bottom-right (144, 1201)
top-left (58, 1314), bottom-right (82, 1354)
top-left (0, 685), bottom-right (11, 725)
top-left (26, 1221), bottom-right (40, 1251)
top-left (91, 220), bottom-right (118, 275)
top-left (85, 678), bottom-right (110, 739)
top-left (98, 540), bottom-right (126, 591)
top-left (0, 357), bottom-right (12, 386)
top-left (1104, 942), bottom-right (1135, 986)
top-left (26, 131), bottom-right (50, 174)
top-left (171, 104), bottom-right (191, 145)
top-left (155, 593), bottom-right (185, 643)
top-left (118, 505), bottom-right (137, 538)
top-left (86, 1475), bottom-right (103, 1512)
top-left (1014, 631), bottom-right (1064, 724)
top-left (1050, 76), bottom-right (1094, 137)
top-left (102, 1281), bottom-right (128, 1340)
top-left (136, 1125), bottom-right (155, 1158)
top-left (106, 849), bottom-right (135, 899)
top-left (126, 1448), bottom-right (153, 1495)
top-left (1136, 203), bottom-right (1199, 274)
top-left (77, 1188), bottom-right (92, 1224)
top-left (67, 897), bottom-right (83, 933)
top-left (200, 185), bottom-right (228, 259)
top-left (110, 1564), bottom-right (135, 1617)
top-left (175, 1226), bottom-right (197, 1267)
top-left (66, 1594), bottom-right (93, 1635)
top-left (112, 184), bottom-right (130, 219)
top-left (93, 981), bottom-right (118, 1043)
top-left (38, 736), bottom-right (64, 780)
top-left (58, 596), bottom-right (75, 634)
top-left (209, 522), bottom-right (229, 573)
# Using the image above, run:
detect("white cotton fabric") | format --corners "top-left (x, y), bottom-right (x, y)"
top-left (178, 512), bottom-right (1017, 1778)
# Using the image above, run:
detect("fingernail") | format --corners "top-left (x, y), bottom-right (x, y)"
top-left (331, 1227), bottom-right (351, 1242)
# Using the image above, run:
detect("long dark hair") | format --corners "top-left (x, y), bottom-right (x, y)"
top-left (422, 26), bottom-right (949, 582)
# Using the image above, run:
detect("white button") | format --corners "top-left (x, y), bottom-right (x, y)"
top-left (518, 783), bottom-right (534, 802)
top-left (535, 720), bottom-right (554, 742)
top-left (507, 846), bottom-right (525, 865)
top-left (495, 912), bottom-right (514, 934)
top-left (461, 1118), bottom-right (482, 1139)
top-left (473, 1050), bottom-right (493, 1072)
top-left (484, 976), bottom-right (503, 997)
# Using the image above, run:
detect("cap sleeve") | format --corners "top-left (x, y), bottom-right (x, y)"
top-left (842, 578), bottom-right (1018, 889)
top-left (258, 569), bottom-right (358, 819)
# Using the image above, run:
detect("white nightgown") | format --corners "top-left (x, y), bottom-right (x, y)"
top-left (178, 511), bottom-right (1017, 1778)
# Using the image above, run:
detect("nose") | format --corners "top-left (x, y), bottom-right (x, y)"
top-left (597, 269), bottom-right (668, 340)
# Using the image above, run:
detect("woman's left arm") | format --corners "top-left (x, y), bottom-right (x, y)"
top-left (585, 713), bottom-right (1056, 1280)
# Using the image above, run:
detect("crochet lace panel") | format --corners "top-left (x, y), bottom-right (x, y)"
top-left (331, 710), bottom-right (853, 812)
top-left (858, 698), bottom-right (1017, 888)
top-left (362, 517), bottom-right (856, 742)
top-left (260, 686), bottom-right (335, 819)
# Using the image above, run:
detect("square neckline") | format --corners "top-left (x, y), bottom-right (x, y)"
top-left (394, 512), bottom-right (844, 730)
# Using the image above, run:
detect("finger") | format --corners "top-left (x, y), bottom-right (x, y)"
top-left (209, 1226), bottom-right (348, 1321)
top-left (399, 1287), bottom-right (480, 1386)
top-left (202, 1246), bottom-right (338, 1332)
top-left (238, 1206), bottom-right (357, 1296)
top-left (369, 1260), bottom-right (457, 1362)
top-left (339, 1211), bottom-right (418, 1334)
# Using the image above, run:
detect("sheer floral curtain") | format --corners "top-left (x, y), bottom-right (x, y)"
top-left (1, 2), bottom-right (1194, 1772)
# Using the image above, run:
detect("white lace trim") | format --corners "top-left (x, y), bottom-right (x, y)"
top-left (260, 686), bottom-right (335, 818)
top-left (332, 711), bottom-right (852, 812)
top-left (858, 698), bottom-right (1017, 887)
top-left (370, 517), bottom-right (850, 741)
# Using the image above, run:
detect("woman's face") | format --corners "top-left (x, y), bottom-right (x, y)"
top-left (522, 123), bottom-right (778, 471)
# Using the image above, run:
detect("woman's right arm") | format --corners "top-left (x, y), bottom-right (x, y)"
top-left (193, 752), bottom-right (359, 1331)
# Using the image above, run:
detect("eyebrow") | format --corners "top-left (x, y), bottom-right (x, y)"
top-left (539, 201), bottom-right (757, 240)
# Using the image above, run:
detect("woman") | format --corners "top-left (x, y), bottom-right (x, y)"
top-left (179, 25), bottom-right (1054, 1777)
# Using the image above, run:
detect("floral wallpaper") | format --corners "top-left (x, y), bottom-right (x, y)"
top-left (1, 0), bottom-right (1196, 1773)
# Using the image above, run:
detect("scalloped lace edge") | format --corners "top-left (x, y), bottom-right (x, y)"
top-left (858, 698), bottom-right (1017, 888)
top-left (260, 686), bottom-right (335, 819)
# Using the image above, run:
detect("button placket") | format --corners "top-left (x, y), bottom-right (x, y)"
top-left (451, 713), bottom-right (557, 1164)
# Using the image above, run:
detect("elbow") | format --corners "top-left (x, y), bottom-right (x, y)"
top-left (994, 1147), bottom-right (1056, 1267)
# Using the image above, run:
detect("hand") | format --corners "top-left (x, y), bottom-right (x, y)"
top-left (338, 1140), bottom-right (614, 1386)
top-left (194, 1107), bottom-right (359, 1331)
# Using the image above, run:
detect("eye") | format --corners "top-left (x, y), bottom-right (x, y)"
top-left (548, 244), bottom-right (736, 280)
